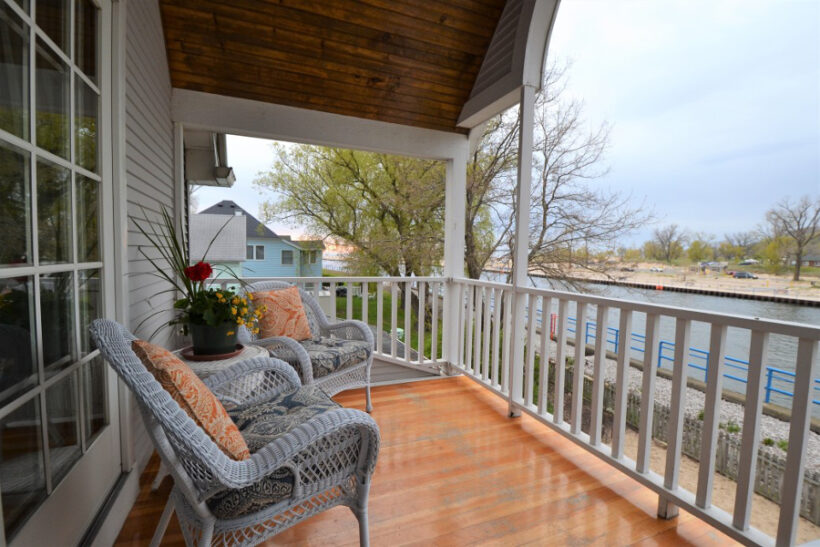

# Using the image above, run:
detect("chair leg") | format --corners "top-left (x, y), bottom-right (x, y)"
top-left (199, 519), bottom-right (215, 547)
top-left (356, 506), bottom-right (370, 547)
top-left (150, 498), bottom-right (174, 547)
top-left (365, 384), bottom-right (373, 413)
top-left (151, 461), bottom-right (169, 491)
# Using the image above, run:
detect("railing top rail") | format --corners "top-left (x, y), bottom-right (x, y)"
top-left (453, 278), bottom-right (512, 291)
top-left (209, 276), bottom-right (442, 284)
top-left (457, 277), bottom-right (820, 340)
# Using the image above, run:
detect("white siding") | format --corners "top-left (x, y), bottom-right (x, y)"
top-left (125, 0), bottom-right (175, 467)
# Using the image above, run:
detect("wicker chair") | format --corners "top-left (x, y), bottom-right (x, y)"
top-left (240, 281), bottom-right (373, 412)
top-left (90, 319), bottom-right (379, 547)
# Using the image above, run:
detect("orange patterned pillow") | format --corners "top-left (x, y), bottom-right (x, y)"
top-left (131, 340), bottom-right (250, 461)
top-left (252, 286), bottom-right (312, 341)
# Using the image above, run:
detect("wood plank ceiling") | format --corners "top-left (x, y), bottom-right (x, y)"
top-left (159, 0), bottom-right (507, 134)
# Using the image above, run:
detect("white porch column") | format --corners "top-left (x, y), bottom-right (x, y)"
top-left (508, 85), bottom-right (536, 416)
top-left (442, 140), bottom-right (468, 367)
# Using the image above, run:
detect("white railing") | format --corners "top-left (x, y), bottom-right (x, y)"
top-left (210, 276), bottom-right (447, 373)
top-left (453, 277), bottom-right (820, 547)
top-left (211, 275), bottom-right (819, 546)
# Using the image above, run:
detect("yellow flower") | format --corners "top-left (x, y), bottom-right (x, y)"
top-left (237, 318), bottom-right (245, 325)
top-left (231, 307), bottom-right (237, 315)
top-left (253, 328), bottom-right (259, 334)
top-left (232, 297), bottom-right (239, 305)
top-left (226, 330), bottom-right (235, 336)
top-left (247, 293), bottom-right (254, 300)
top-left (241, 298), bottom-right (247, 305)
top-left (241, 307), bottom-right (248, 315)
top-left (216, 292), bottom-right (222, 298)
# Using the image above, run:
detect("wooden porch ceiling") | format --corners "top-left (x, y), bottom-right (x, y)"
top-left (159, 0), bottom-right (507, 134)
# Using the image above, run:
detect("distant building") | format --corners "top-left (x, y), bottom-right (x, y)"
top-left (195, 200), bottom-right (324, 278)
top-left (803, 255), bottom-right (820, 267)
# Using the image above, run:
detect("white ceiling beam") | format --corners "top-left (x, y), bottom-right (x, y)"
top-left (171, 89), bottom-right (468, 161)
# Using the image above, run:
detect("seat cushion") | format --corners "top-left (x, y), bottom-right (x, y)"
top-left (252, 286), bottom-right (312, 341)
top-left (206, 385), bottom-right (340, 519)
top-left (131, 340), bottom-right (250, 461)
top-left (273, 337), bottom-right (371, 381)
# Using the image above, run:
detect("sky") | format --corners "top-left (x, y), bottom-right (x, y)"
top-left (195, 0), bottom-right (820, 246)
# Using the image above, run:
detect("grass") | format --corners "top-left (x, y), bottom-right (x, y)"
top-left (334, 293), bottom-right (443, 361)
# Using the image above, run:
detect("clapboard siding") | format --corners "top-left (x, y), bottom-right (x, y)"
top-left (125, 0), bottom-right (175, 468)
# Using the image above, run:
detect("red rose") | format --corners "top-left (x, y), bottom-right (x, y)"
top-left (184, 261), bottom-right (213, 282)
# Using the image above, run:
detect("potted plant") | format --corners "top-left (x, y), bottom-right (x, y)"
top-left (132, 208), bottom-right (264, 356)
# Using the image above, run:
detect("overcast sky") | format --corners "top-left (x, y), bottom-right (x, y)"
top-left (196, 0), bottom-right (820, 245)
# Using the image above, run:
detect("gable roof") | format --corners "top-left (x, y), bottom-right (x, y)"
top-left (199, 200), bottom-right (279, 239)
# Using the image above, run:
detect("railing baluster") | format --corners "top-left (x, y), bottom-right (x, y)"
top-left (390, 282), bottom-right (398, 358)
top-left (473, 287), bottom-right (484, 376)
top-left (482, 285), bottom-right (492, 380)
top-left (775, 337), bottom-right (817, 546)
top-left (404, 281), bottom-right (412, 360)
top-left (361, 282), bottom-right (368, 325)
top-left (525, 293), bottom-right (537, 407)
top-left (589, 304), bottom-right (609, 446)
top-left (659, 317), bottom-right (691, 518)
top-left (329, 281), bottom-right (337, 322)
top-left (696, 323), bottom-right (728, 508)
top-left (464, 285), bottom-right (474, 372)
top-left (456, 283), bottom-right (465, 367)
top-left (554, 299), bottom-right (569, 425)
top-left (611, 309), bottom-right (632, 459)
top-left (733, 330), bottom-right (768, 530)
top-left (346, 281), bottom-right (353, 320)
top-left (538, 296), bottom-right (550, 415)
top-left (376, 282), bottom-right (383, 356)
top-left (491, 288), bottom-right (502, 387)
top-left (431, 282), bottom-right (439, 362)
top-left (501, 290), bottom-right (512, 393)
top-left (637, 313), bottom-right (661, 473)
top-left (417, 282), bottom-right (426, 364)
top-left (570, 301), bottom-right (588, 434)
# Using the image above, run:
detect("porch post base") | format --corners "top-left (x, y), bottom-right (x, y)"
top-left (657, 496), bottom-right (679, 520)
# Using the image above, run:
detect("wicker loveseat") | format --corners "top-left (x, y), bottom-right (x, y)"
top-left (240, 281), bottom-right (374, 412)
top-left (90, 319), bottom-right (379, 546)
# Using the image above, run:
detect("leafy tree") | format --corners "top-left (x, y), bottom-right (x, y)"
top-left (757, 236), bottom-right (789, 275)
top-left (687, 239), bottom-right (714, 263)
top-left (765, 195), bottom-right (820, 280)
top-left (724, 231), bottom-right (758, 259)
top-left (650, 224), bottom-right (687, 263)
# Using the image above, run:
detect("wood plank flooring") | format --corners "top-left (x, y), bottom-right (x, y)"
top-left (115, 377), bottom-right (737, 546)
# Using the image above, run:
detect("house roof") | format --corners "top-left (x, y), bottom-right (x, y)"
top-left (159, 0), bottom-right (508, 133)
top-left (294, 239), bottom-right (326, 251)
top-left (189, 214), bottom-right (246, 262)
top-left (199, 200), bottom-right (279, 239)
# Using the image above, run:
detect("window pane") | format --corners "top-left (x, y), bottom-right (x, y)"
top-left (39, 271), bottom-right (73, 371)
top-left (0, 4), bottom-right (29, 140)
top-left (11, 0), bottom-right (30, 14)
top-left (246, 245), bottom-right (253, 260)
top-left (256, 245), bottom-right (264, 260)
top-left (75, 79), bottom-right (98, 173)
top-left (282, 250), bottom-right (292, 265)
top-left (76, 175), bottom-right (99, 262)
top-left (0, 396), bottom-right (46, 542)
top-left (74, 0), bottom-right (97, 83)
top-left (0, 276), bottom-right (38, 406)
top-left (78, 269), bottom-right (100, 355)
top-left (45, 372), bottom-right (81, 486)
top-left (82, 355), bottom-right (107, 443)
top-left (0, 141), bottom-right (31, 266)
top-left (35, 0), bottom-right (68, 53)
top-left (37, 158), bottom-right (71, 264)
top-left (35, 38), bottom-right (69, 159)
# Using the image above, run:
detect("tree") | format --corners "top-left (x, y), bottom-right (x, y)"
top-left (687, 239), bottom-right (714, 263)
top-left (255, 146), bottom-right (448, 278)
top-left (651, 224), bottom-right (687, 263)
top-left (765, 195), bottom-right (820, 280)
top-left (723, 231), bottom-right (758, 259)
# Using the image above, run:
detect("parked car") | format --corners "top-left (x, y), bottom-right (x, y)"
top-left (649, 266), bottom-right (664, 272)
top-left (733, 271), bottom-right (758, 279)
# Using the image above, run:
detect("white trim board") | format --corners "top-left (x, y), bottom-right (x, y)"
top-left (171, 89), bottom-right (469, 161)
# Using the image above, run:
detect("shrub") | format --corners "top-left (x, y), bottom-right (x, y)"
top-left (762, 438), bottom-right (775, 447)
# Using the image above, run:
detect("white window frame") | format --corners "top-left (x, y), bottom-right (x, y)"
top-left (281, 249), bottom-right (293, 265)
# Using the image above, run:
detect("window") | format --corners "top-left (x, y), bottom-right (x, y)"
top-left (281, 250), bottom-right (293, 265)
top-left (310, 250), bottom-right (318, 264)
top-left (246, 245), bottom-right (265, 260)
top-left (0, 0), bottom-right (107, 539)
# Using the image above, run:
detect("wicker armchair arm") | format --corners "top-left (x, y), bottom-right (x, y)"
top-left (204, 357), bottom-right (301, 408)
top-left (325, 320), bottom-right (373, 345)
top-left (253, 336), bottom-right (313, 385)
top-left (223, 408), bottom-right (380, 491)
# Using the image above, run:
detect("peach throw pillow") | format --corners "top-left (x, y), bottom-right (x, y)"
top-left (131, 340), bottom-right (250, 461)
top-left (252, 286), bottom-right (312, 341)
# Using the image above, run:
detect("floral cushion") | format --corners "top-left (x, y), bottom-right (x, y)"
top-left (252, 286), bottom-right (312, 341)
top-left (206, 385), bottom-right (340, 518)
top-left (131, 340), bottom-right (250, 461)
top-left (273, 337), bottom-right (371, 380)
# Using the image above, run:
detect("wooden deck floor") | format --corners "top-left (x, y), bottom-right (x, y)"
top-left (115, 376), bottom-right (737, 546)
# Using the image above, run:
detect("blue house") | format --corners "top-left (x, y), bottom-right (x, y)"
top-left (198, 200), bottom-right (323, 278)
